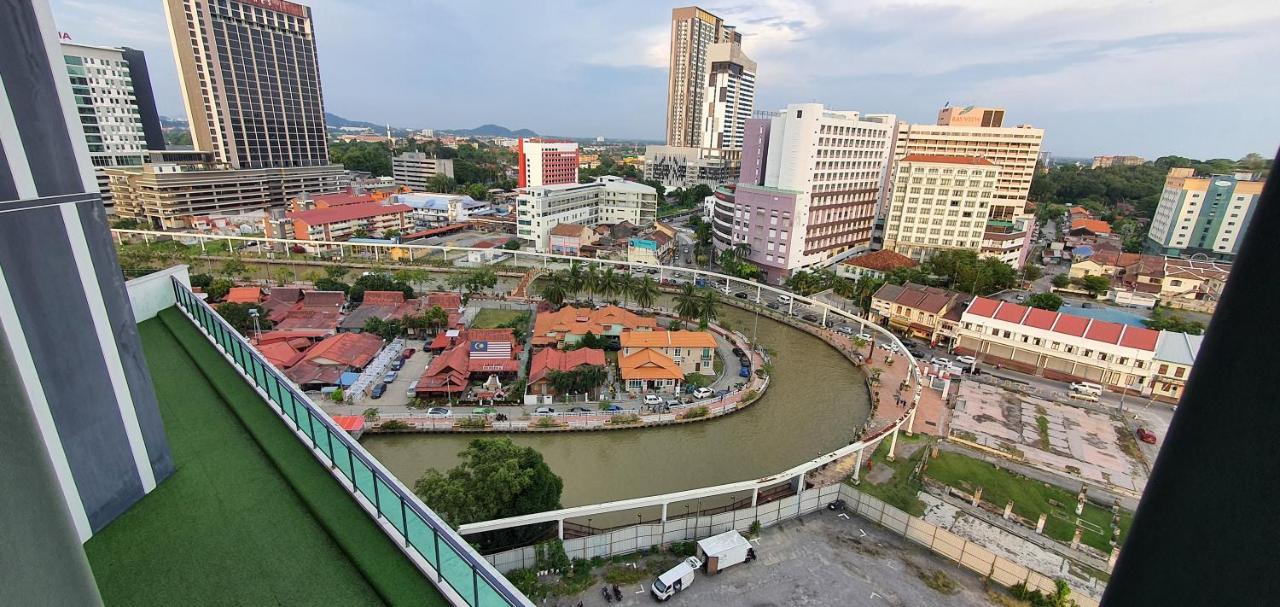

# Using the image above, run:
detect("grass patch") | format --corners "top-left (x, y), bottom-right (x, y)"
top-left (1036, 415), bottom-right (1051, 450)
top-left (603, 564), bottom-right (651, 585)
top-left (906, 560), bottom-right (959, 595)
top-left (850, 433), bottom-right (929, 517)
top-left (470, 308), bottom-right (529, 329)
top-left (1114, 425), bottom-right (1145, 463)
top-left (925, 451), bottom-right (1132, 553)
top-left (83, 313), bottom-right (444, 606)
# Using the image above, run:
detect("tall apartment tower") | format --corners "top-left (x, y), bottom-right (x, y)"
top-left (61, 43), bottom-right (166, 207)
top-left (881, 155), bottom-right (1000, 261)
top-left (1145, 168), bottom-right (1264, 260)
top-left (734, 104), bottom-right (896, 284)
top-left (666, 7), bottom-right (741, 148)
top-left (3, 3), bottom-right (175, 603)
top-left (517, 138), bottom-right (579, 188)
top-left (699, 41), bottom-right (756, 155)
top-left (895, 106), bottom-right (1043, 221)
top-left (163, 0), bottom-right (329, 169)
top-left (392, 151), bottom-right (455, 191)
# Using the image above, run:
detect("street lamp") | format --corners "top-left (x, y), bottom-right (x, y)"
top-left (248, 308), bottom-right (262, 343)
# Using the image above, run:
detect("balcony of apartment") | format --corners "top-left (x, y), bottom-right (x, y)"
top-left (82, 267), bottom-right (528, 607)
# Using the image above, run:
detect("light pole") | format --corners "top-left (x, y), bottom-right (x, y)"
top-left (248, 308), bottom-right (262, 343)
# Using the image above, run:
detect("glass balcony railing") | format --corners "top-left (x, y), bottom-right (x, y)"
top-left (169, 277), bottom-right (530, 607)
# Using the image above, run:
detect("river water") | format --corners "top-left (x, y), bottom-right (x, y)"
top-left (363, 304), bottom-right (870, 508)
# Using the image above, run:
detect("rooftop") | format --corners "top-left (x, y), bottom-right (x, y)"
top-left (287, 202), bottom-right (412, 226)
top-left (83, 311), bottom-right (444, 605)
top-left (1071, 218), bottom-right (1112, 235)
top-left (965, 297), bottom-right (1160, 350)
top-left (1155, 331), bottom-right (1205, 365)
top-left (842, 249), bottom-right (919, 272)
top-left (620, 330), bottom-right (717, 349)
top-left (618, 348), bottom-right (684, 380)
top-left (899, 154), bottom-right (996, 166)
top-left (873, 282), bottom-right (969, 315)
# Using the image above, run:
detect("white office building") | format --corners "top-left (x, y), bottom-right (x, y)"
top-left (391, 152), bottom-right (454, 191)
top-left (516, 176), bottom-right (658, 252)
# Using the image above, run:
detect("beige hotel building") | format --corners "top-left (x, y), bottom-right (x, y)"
top-left (881, 154), bottom-right (999, 262)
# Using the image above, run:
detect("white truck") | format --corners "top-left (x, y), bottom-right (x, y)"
top-left (696, 530), bottom-right (755, 575)
top-left (651, 556), bottom-right (701, 601)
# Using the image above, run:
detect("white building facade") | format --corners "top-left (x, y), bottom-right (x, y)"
top-left (516, 176), bottom-right (658, 252)
top-left (699, 42), bottom-right (755, 155)
top-left (391, 152), bottom-right (454, 191)
top-left (881, 155), bottom-right (998, 262)
top-left (894, 121), bottom-right (1043, 221)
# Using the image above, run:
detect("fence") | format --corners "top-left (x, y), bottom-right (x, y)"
top-left (169, 278), bottom-right (532, 607)
top-left (482, 481), bottom-right (1101, 607)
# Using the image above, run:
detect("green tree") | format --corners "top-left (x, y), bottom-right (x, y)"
top-left (207, 278), bottom-right (234, 302)
top-left (427, 173), bottom-right (457, 193)
top-left (274, 267), bottom-right (295, 286)
top-left (313, 277), bottom-right (350, 294)
top-left (325, 265), bottom-right (350, 280)
top-left (465, 183), bottom-right (489, 200)
top-left (349, 273), bottom-right (413, 303)
top-left (414, 438), bottom-right (563, 550)
top-left (547, 365), bottom-right (608, 400)
top-left (616, 271), bottom-right (636, 306)
top-left (1078, 275), bottom-right (1111, 297)
top-left (463, 268), bottom-right (498, 295)
top-left (363, 317), bottom-right (403, 340)
top-left (598, 266), bottom-right (621, 302)
top-left (190, 273), bottom-right (214, 290)
top-left (502, 239), bottom-right (521, 251)
top-left (1143, 304), bottom-right (1205, 335)
top-left (1052, 273), bottom-right (1071, 289)
top-left (1026, 292), bottom-right (1064, 311)
top-left (1022, 264), bottom-right (1044, 282)
top-left (696, 287), bottom-right (720, 330)
top-left (539, 272), bottom-right (570, 307)
top-left (673, 283), bottom-right (701, 328)
top-left (220, 258), bottom-right (247, 278)
top-left (215, 302), bottom-right (272, 335)
top-left (632, 275), bottom-right (659, 309)
top-left (564, 262), bottom-right (585, 297)
top-left (581, 265), bottom-right (602, 304)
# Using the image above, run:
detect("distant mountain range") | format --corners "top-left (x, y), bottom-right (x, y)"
top-left (438, 124), bottom-right (539, 138)
top-left (325, 112), bottom-right (387, 131)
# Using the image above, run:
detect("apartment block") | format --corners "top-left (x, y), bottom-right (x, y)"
top-left (895, 107), bottom-right (1043, 221)
top-left (265, 202), bottom-right (411, 246)
top-left (1092, 155), bottom-right (1145, 169)
top-left (391, 152), bottom-right (455, 191)
top-left (516, 176), bottom-right (657, 252)
top-left (666, 6), bottom-right (743, 148)
top-left (643, 145), bottom-right (735, 189)
top-left (1145, 168), bottom-right (1263, 260)
top-left (164, 0), bottom-right (329, 170)
top-left (517, 138), bottom-right (579, 188)
top-left (980, 218), bottom-right (1036, 270)
top-left (700, 41), bottom-right (756, 154)
top-left (733, 103), bottom-right (896, 283)
top-left (881, 154), bottom-right (998, 262)
top-left (61, 43), bottom-right (165, 208)
top-left (107, 162), bottom-right (347, 229)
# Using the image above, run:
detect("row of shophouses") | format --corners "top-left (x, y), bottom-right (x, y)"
top-left (870, 282), bottom-right (1201, 403)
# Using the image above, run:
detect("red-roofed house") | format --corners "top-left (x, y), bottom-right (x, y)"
top-left (415, 345), bottom-right (471, 396)
top-left (957, 296), bottom-right (1162, 391)
top-left (870, 282), bottom-right (971, 347)
top-left (224, 287), bottom-right (262, 304)
top-left (836, 249), bottom-right (919, 281)
top-left (527, 348), bottom-right (607, 399)
top-left (263, 202), bottom-right (411, 247)
top-left (531, 305), bottom-right (658, 348)
top-left (300, 332), bottom-right (385, 369)
top-left (258, 341), bottom-right (305, 369)
top-left (1070, 218), bottom-right (1112, 236)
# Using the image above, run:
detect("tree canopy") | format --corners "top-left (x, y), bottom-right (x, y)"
top-left (1026, 292), bottom-right (1064, 311)
top-left (1143, 304), bottom-right (1205, 335)
top-left (414, 437), bottom-right (563, 550)
top-left (348, 273), bottom-right (414, 303)
top-left (215, 302), bottom-right (272, 335)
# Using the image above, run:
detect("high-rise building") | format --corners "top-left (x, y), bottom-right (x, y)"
top-left (666, 7), bottom-right (742, 148)
top-left (3, 5), bottom-right (174, 603)
top-left (61, 42), bottom-right (166, 208)
top-left (936, 105), bottom-right (1005, 127)
top-left (733, 104), bottom-right (896, 283)
top-left (164, 0), bottom-right (329, 170)
top-left (881, 155), bottom-right (1000, 262)
top-left (1145, 168), bottom-right (1264, 260)
top-left (895, 107), bottom-right (1043, 221)
top-left (643, 145), bottom-right (734, 189)
top-left (517, 138), bottom-right (579, 188)
top-left (516, 177), bottom-right (658, 252)
top-left (699, 41), bottom-right (756, 154)
top-left (392, 151), bottom-right (455, 191)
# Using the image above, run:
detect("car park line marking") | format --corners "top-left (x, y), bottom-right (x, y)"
top-left (859, 528), bottom-right (867, 537)
top-left (838, 513), bottom-right (850, 520)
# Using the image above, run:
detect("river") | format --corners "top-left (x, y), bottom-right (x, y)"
top-left (362, 304), bottom-right (870, 508)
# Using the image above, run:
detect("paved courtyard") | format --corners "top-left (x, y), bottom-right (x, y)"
top-left (949, 382), bottom-right (1147, 493)
top-left (563, 510), bottom-right (994, 607)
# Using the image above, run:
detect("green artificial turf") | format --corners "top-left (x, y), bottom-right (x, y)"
top-left (84, 311), bottom-right (446, 606)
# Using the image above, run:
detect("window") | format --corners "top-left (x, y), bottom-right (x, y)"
top-left (1159, 364), bottom-right (1169, 374)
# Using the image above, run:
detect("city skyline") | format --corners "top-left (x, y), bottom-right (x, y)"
top-left (49, 0), bottom-right (1279, 159)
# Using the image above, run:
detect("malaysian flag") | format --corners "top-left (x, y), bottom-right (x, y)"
top-left (470, 340), bottom-right (511, 359)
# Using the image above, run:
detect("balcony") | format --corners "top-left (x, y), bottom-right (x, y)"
top-left (81, 272), bottom-right (529, 606)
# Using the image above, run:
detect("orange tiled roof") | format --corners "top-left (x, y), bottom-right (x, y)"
top-left (842, 249), bottom-right (918, 272)
top-left (301, 332), bottom-right (384, 368)
top-left (618, 349), bottom-right (683, 381)
top-left (533, 305), bottom-right (657, 345)
top-left (224, 287), bottom-right (262, 304)
top-left (620, 330), bottom-right (716, 349)
top-left (1071, 219), bottom-right (1112, 234)
top-left (529, 347), bottom-right (606, 384)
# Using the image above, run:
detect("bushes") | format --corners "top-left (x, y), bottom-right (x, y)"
top-left (683, 406), bottom-right (709, 419)
top-left (378, 420), bottom-right (409, 430)
top-left (454, 416), bottom-right (488, 429)
top-left (667, 541), bottom-right (697, 557)
top-left (533, 416), bottom-right (562, 429)
top-left (607, 413), bottom-right (641, 425)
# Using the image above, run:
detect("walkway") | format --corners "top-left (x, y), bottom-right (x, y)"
top-left (83, 312), bottom-right (444, 606)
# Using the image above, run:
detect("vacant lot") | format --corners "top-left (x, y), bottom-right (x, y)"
top-left (471, 308), bottom-right (529, 329)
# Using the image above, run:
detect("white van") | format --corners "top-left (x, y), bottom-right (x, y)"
top-left (405, 381), bottom-right (419, 398)
top-left (777, 294), bottom-right (793, 305)
top-left (696, 530), bottom-right (754, 575)
top-left (651, 557), bottom-right (701, 601)
top-left (1070, 381), bottom-right (1103, 397)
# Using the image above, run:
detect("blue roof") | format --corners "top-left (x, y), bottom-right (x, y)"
top-left (629, 238), bottom-right (657, 250)
top-left (338, 372), bottom-right (361, 387)
top-left (1073, 245), bottom-right (1095, 257)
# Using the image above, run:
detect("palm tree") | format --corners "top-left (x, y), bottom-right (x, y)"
top-left (565, 262), bottom-right (585, 298)
top-left (539, 272), bottom-right (570, 307)
top-left (598, 267), bottom-right (621, 303)
top-left (617, 272), bottom-right (636, 306)
top-left (632, 276), bottom-right (659, 310)
top-left (674, 283), bottom-right (701, 328)
top-left (697, 288), bottom-right (720, 330)
top-left (582, 265), bottom-right (602, 304)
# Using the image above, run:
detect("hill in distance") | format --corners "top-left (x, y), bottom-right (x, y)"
top-left (441, 124), bottom-right (538, 138)
top-left (325, 112), bottom-right (386, 130)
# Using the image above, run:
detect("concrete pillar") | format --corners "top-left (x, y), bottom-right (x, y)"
top-left (1076, 486), bottom-right (1088, 515)
top-left (751, 487), bottom-right (759, 507)
top-left (887, 427), bottom-right (899, 462)
top-left (1108, 545), bottom-right (1121, 572)
top-left (558, 519), bottom-right (564, 540)
top-left (1003, 501), bottom-right (1014, 520)
top-left (1070, 527), bottom-right (1083, 550)
top-left (1035, 513), bottom-right (1047, 534)
top-left (852, 448), bottom-right (864, 484)
top-left (661, 503), bottom-right (668, 522)
top-left (972, 487), bottom-right (983, 506)
top-left (905, 408), bottom-right (917, 437)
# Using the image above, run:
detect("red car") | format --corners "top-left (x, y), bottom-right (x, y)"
top-left (401, 348), bottom-right (416, 360)
top-left (1136, 428), bottom-right (1158, 444)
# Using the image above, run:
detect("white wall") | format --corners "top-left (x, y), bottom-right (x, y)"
top-left (125, 265), bottom-right (190, 322)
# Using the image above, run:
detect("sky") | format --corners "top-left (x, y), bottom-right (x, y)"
top-left (50, 0), bottom-right (1280, 159)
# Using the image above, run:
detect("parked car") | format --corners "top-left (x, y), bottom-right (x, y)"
top-left (731, 346), bottom-right (745, 357)
top-left (401, 348), bottom-right (416, 360)
top-left (693, 387), bottom-right (714, 399)
top-left (734, 291), bottom-right (748, 299)
top-left (1136, 428), bottom-right (1158, 444)
top-left (955, 355), bottom-right (977, 366)
top-left (877, 341), bottom-right (899, 352)
top-left (777, 294), bottom-right (793, 305)
top-left (389, 358), bottom-right (404, 371)
top-left (739, 365), bottom-right (751, 378)
top-left (383, 370), bottom-right (399, 383)
top-left (835, 325), bottom-right (854, 335)
top-left (766, 302), bottom-right (780, 310)
top-left (426, 407), bottom-right (451, 418)
top-left (534, 406), bottom-right (556, 415)
top-left (473, 407), bottom-right (496, 416)
top-left (405, 381), bottom-right (419, 397)
top-left (643, 394), bottom-right (664, 406)
top-left (652, 557), bottom-right (702, 601)
top-left (567, 406), bottom-right (591, 413)
top-left (665, 397), bottom-right (682, 407)
top-left (604, 404), bottom-right (624, 412)
top-left (930, 357), bottom-right (951, 367)
top-left (856, 332), bottom-right (873, 342)
top-left (1070, 381), bottom-right (1104, 396)
top-left (802, 313), bottom-right (819, 323)
top-left (370, 383), bottom-right (386, 399)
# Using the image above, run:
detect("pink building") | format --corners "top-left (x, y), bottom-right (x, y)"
top-left (518, 138), bottom-right (579, 188)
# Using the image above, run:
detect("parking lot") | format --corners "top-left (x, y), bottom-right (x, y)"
top-left (564, 509), bottom-right (995, 606)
